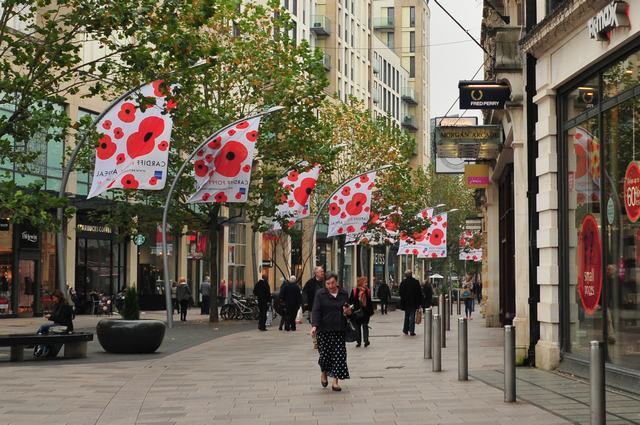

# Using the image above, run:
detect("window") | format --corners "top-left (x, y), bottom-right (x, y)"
top-left (410, 6), bottom-right (416, 27)
top-left (409, 31), bottom-right (415, 53)
top-left (409, 56), bottom-right (415, 78)
top-left (228, 224), bottom-right (247, 295)
top-left (387, 7), bottom-right (394, 25)
top-left (387, 32), bottom-right (394, 49)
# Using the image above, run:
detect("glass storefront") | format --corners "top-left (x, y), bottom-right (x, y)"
top-left (138, 224), bottom-right (175, 295)
top-left (228, 224), bottom-right (246, 296)
top-left (562, 48), bottom-right (640, 372)
top-left (0, 224), bottom-right (13, 315)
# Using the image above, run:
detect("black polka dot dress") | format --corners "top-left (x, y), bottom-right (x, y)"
top-left (317, 330), bottom-right (350, 380)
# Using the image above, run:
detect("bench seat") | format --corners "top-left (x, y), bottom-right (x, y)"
top-left (0, 332), bottom-right (93, 361)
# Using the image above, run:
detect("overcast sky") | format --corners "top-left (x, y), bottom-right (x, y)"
top-left (429, 0), bottom-right (484, 121)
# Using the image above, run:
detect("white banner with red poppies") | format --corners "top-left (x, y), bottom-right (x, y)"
top-left (274, 163), bottom-right (321, 229)
top-left (88, 80), bottom-right (176, 199)
top-left (459, 230), bottom-right (482, 261)
top-left (187, 117), bottom-right (262, 203)
top-left (327, 171), bottom-right (376, 237)
top-left (346, 210), bottom-right (400, 245)
top-left (398, 210), bottom-right (447, 258)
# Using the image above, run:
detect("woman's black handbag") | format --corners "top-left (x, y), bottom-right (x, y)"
top-left (344, 318), bottom-right (358, 343)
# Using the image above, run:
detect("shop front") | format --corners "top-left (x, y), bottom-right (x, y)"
top-left (137, 225), bottom-right (177, 310)
top-left (559, 43), bottom-right (640, 383)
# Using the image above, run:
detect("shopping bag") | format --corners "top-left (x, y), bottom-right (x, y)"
top-left (416, 309), bottom-right (423, 325)
top-left (266, 309), bottom-right (273, 326)
top-left (344, 318), bottom-right (358, 343)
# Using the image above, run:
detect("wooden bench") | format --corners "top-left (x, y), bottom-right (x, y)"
top-left (0, 332), bottom-right (93, 361)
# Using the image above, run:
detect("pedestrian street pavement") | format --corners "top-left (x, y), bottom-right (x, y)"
top-left (0, 309), bottom-right (576, 425)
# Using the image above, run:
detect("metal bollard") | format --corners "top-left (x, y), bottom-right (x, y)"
top-left (438, 295), bottom-right (447, 348)
top-left (590, 341), bottom-right (605, 425)
top-left (457, 290), bottom-right (461, 315)
top-left (445, 296), bottom-right (451, 331)
top-left (438, 294), bottom-right (444, 316)
top-left (432, 314), bottom-right (441, 371)
top-left (449, 288), bottom-right (453, 316)
top-left (424, 308), bottom-right (432, 359)
top-left (458, 317), bottom-right (468, 381)
top-left (504, 325), bottom-right (516, 402)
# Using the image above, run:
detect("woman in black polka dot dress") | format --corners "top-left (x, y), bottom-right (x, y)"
top-left (311, 271), bottom-right (352, 391)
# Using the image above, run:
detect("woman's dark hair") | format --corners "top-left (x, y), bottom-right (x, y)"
top-left (325, 271), bottom-right (339, 282)
top-left (52, 290), bottom-right (67, 304)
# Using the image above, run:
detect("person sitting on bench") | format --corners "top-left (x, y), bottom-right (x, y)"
top-left (35, 290), bottom-right (74, 357)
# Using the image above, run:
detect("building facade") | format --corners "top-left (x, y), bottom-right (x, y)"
top-left (480, 0), bottom-right (640, 392)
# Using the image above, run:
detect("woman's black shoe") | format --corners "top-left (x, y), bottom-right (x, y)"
top-left (356, 343), bottom-right (361, 347)
top-left (332, 385), bottom-right (342, 392)
top-left (364, 341), bottom-right (370, 347)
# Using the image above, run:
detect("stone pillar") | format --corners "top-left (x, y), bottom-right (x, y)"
top-left (484, 182), bottom-right (501, 327)
top-left (126, 239), bottom-right (137, 289)
top-left (64, 215), bottom-right (76, 289)
top-left (534, 82), bottom-right (561, 370)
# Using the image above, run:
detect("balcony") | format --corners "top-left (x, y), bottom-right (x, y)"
top-left (373, 16), bottom-right (394, 30)
top-left (311, 15), bottom-right (331, 37)
top-left (402, 115), bottom-right (418, 131)
top-left (322, 53), bottom-right (331, 71)
top-left (401, 87), bottom-right (417, 105)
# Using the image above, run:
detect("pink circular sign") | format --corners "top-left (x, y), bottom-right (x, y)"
top-left (577, 214), bottom-right (602, 316)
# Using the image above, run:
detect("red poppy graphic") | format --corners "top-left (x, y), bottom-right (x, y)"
top-left (413, 229), bottom-right (428, 242)
top-left (293, 177), bottom-right (316, 205)
top-left (126, 116), bottom-right (165, 159)
top-left (228, 129), bottom-right (236, 136)
top-left (341, 186), bottom-right (351, 196)
top-left (345, 193), bottom-right (368, 216)
top-left (385, 219), bottom-right (398, 232)
top-left (337, 227), bottom-right (344, 234)
top-left (288, 200), bottom-right (295, 208)
top-left (214, 192), bottom-right (228, 203)
top-left (149, 176), bottom-right (158, 185)
top-left (201, 193), bottom-right (211, 202)
top-left (329, 203), bottom-right (340, 216)
top-left (165, 99), bottom-right (177, 111)
top-left (243, 164), bottom-right (251, 173)
top-left (246, 130), bottom-right (258, 142)
top-left (158, 140), bottom-right (169, 151)
top-left (333, 195), bottom-right (338, 201)
top-left (360, 174), bottom-right (369, 183)
top-left (338, 199), bottom-right (345, 205)
top-left (236, 121), bottom-right (250, 129)
top-left (208, 136), bottom-right (222, 150)
top-left (113, 127), bottom-right (124, 139)
top-left (431, 253), bottom-right (438, 258)
top-left (214, 141), bottom-right (248, 177)
top-left (368, 182), bottom-right (375, 190)
top-left (288, 170), bottom-right (299, 182)
top-left (102, 120), bottom-right (112, 130)
top-left (116, 153), bottom-right (126, 165)
top-left (355, 182), bottom-right (361, 189)
top-left (340, 212), bottom-right (347, 219)
top-left (197, 150), bottom-right (204, 157)
top-left (412, 249), bottom-right (419, 256)
top-left (360, 225), bottom-right (367, 231)
top-left (96, 135), bottom-right (116, 160)
top-left (364, 206), bottom-right (370, 213)
top-left (152, 80), bottom-right (169, 97)
top-left (118, 102), bottom-right (136, 123)
top-left (235, 192), bottom-right (243, 200)
top-left (346, 225), bottom-right (356, 233)
top-left (194, 160), bottom-right (208, 177)
top-left (287, 220), bottom-right (295, 229)
top-left (121, 174), bottom-right (139, 189)
top-left (369, 213), bottom-right (380, 224)
top-left (430, 229), bottom-right (444, 246)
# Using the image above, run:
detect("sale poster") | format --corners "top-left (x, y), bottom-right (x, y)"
top-left (577, 214), bottom-right (602, 315)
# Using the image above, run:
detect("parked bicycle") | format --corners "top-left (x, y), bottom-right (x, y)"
top-left (220, 293), bottom-right (260, 320)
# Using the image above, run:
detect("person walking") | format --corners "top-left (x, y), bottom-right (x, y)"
top-left (311, 271), bottom-right (352, 391)
top-left (279, 275), bottom-right (302, 331)
top-left (303, 267), bottom-right (325, 319)
top-left (462, 273), bottom-right (474, 320)
top-left (377, 280), bottom-right (391, 315)
top-left (349, 276), bottom-right (374, 347)
top-left (171, 281), bottom-right (179, 315)
top-left (218, 280), bottom-right (227, 307)
top-left (276, 277), bottom-right (287, 331)
top-left (473, 275), bottom-right (482, 307)
top-left (399, 270), bottom-right (422, 336)
top-left (200, 276), bottom-right (211, 315)
top-left (422, 280), bottom-right (434, 309)
top-left (253, 272), bottom-right (271, 331)
top-left (176, 277), bottom-right (192, 322)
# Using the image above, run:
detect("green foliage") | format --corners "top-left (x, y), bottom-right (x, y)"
top-left (122, 287), bottom-right (140, 320)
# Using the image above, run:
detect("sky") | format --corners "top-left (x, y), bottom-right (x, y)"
top-left (429, 0), bottom-right (484, 121)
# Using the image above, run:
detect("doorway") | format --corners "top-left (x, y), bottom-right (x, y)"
top-left (17, 258), bottom-right (38, 316)
top-left (499, 164), bottom-right (516, 325)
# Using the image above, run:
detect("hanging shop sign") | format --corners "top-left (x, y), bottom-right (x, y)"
top-left (458, 81), bottom-right (511, 110)
top-left (577, 214), bottom-right (602, 316)
top-left (623, 161), bottom-right (640, 223)
top-left (433, 116), bottom-right (477, 174)
top-left (587, 1), bottom-right (630, 41)
top-left (133, 234), bottom-right (146, 246)
top-left (464, 164), bottom-right (490, 189)
top-left (435, 125), bottom-right (503, 160)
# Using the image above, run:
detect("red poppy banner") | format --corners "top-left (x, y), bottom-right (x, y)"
top-left (459, 230), bottom-right (482, 261)
top-left (274, 163), bottom-right (321, 229)
top-left (88, 80), bottom-right (176, 199)
top-left (327, 171), bottom-right (376, 237)
top-left (398, 209), bottom-right (447, 258)
top-left (187, 116), bottom-right (262, 203)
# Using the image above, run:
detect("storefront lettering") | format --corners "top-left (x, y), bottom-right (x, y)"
top-left (21, 231), bottom-right (37, 243)
top-left (623, 162), bottom-right (640, 222)
top-left (588, 1), bottom-right (630, 41)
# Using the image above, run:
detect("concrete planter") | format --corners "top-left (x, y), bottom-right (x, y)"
top-left (96, 319), bottom-right (165, 354)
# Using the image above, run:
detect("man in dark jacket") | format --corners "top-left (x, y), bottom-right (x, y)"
top-left (377, 280), bottom-right (391, 315)
top-left (399, 271), bottom-right (422, 336)
top-left (253, 273), bottom-right (271, 331)
top-left (279, 275), bottom-right (302, 331)
top-left (303, 266), bottom-right (325, 316)
top-left (422, 281), bottom-right (434, 309)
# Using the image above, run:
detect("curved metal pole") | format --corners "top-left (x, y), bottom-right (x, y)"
top-left (55, 84), bottom-right (143, 296)
top-left (161, 106), bottom-right (283, 328)
top-left (307, 165), bottom-right (392, 274)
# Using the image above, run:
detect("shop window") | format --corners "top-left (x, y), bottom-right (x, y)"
top-left (603, 51), bottom-right (640, 101)
top-left (228, 224), bottom-right (246, 295)
top-left (564, 75), bottom-right (598, 122)
top-left (0, 224), bottom-right (13, 315)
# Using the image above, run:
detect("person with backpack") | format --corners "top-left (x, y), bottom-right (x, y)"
top-left (377, 280), bottom-right (391, 315)
top-left (348, 276), bottom-right (374, 347)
